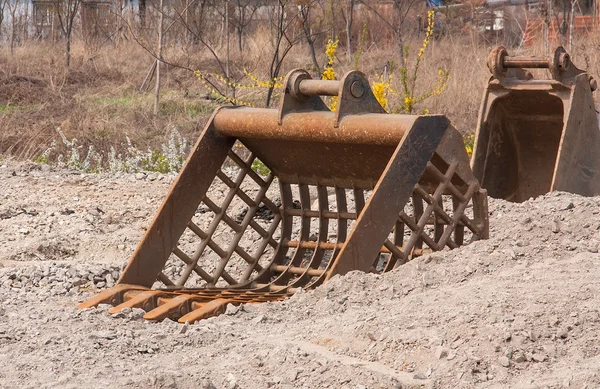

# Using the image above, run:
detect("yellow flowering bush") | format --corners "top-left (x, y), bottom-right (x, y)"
top-left (397, 10), bottom-right (448, 114)
top-left (322, 38), bottom-right (339, 111)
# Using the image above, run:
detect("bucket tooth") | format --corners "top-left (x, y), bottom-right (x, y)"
top-left (472, 46), bottom-right (600, 202)
top-left (107, 290), bottom-right (165, 314)
top-left (177, 299), bottom-right (233, 324)
top-left (143, 294), bottom-right (197, 321)
top-left (79, 68), bottom-right (489, 323)
top-left (78, 284), bottom-right (148, 309)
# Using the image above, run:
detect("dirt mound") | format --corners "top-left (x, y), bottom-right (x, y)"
top-left (1, 160), bottom-right (600, 388)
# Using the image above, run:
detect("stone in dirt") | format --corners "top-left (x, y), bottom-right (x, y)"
top-left (225, 304), bottom-right (239, 315)
top-left (435, 346), bottom-right (450, 360)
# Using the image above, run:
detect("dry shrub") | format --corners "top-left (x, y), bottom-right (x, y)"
top-left (1, 19), bottom-right (600, 164)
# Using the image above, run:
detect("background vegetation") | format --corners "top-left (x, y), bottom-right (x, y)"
top-left (0, 0), bottom-right (597, 171)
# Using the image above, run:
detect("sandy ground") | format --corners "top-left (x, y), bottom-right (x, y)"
top-left (1, 160), bottom-right (600, 389)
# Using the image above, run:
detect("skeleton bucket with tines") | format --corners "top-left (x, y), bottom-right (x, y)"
top-left (79, 69), bottom-right (489, 323)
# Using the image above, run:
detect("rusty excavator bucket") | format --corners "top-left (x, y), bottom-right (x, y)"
top-left (472, 46), bottom-right (600, 202)
top-left (79, 69), bottom-right (489, 323)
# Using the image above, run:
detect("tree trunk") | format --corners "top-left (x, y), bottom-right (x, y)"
top-left (66, 34), bottom-right (71, 67)
top-left (225, 0), bottom-right (230, 79)
top-left (154, 0), bottom-right (165, 116)
top-left (10, 18), bottom-right (14, 55)
top-left (396, 29), bottom-right (404, 65)
top-left (569, 0), bottom-right (576, 53)
top-left (346, 0), bottom-right (354, 62)
top-left (329, 0), bottom-right (335, 40)
top-left (301, 7), bottom-right (320, 77)
top-left (139, 0), bottom-right (146, 29)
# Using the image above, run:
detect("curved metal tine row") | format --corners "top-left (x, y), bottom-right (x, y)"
top-left (245, 183), bottom-right (355, 295)
top-left (127, 181), bottom-right (303, 321)
top-left (300, 186), bottom-right (350, 289)
top-left (252, 183), bottom-right (316, 292)
top-left (113, 182), bottom-right (369, 322)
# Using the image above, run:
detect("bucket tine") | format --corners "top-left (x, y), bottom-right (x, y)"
top-left (79, 69), bottom-right (489, 322)
top-left (472, 46), bottom-right (600, 202)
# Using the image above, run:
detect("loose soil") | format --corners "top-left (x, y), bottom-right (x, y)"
top-left (1, 160), bottom-right (600, 388)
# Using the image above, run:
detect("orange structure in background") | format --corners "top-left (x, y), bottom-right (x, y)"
top-left (523, 14), bottom-right (600, 47)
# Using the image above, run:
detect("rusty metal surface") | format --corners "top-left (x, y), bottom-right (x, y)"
top-left (79, 69), bottom-right (489, 323)
top-left (472, 46), bottom-right (600, 202)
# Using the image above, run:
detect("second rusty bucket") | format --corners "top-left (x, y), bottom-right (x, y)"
top-left (471, 46), bottom-right (600, 202)
top-left (79, 69), bottom-right (489, 323)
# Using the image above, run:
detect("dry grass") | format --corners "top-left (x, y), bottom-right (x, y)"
top-left (0, 28), bottom-right (599, 163)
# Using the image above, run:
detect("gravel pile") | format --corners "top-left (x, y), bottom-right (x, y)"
top-left (1, 160), bottom-right (600, 388)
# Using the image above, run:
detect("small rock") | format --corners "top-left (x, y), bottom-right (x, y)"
top-left (130, 308), bottom-right (146, 320)
top-left (564, 202), bottom-right (575, 210)
top-left (135, 173), bottom-right (146, 180)
top-left (557, 326), bottom-right (570, 339)
top-left (532, 353), bottom-right (547, 362)
top-left (90, 331), bottom-right (118, 340)
top-left (435, 346), bottom-right (449, 360)
top-left (412, 372), bottom-right (428, 380)
top-left (252, 315), bottom-right (265, 324)
top-left (552, 219), bottom-right (561, 233)
top-left (119, 307), bottom-right (133, 315)
top-left (514, 353), bottom-right (526, 363)
top-left (179, 322), bottom-right (189, 334)
top-left (498, 356), bottom-right (510, 367)
top-left (225, 304), bottom-right (239, 315)
top-left (226, 373), bottom-right (238, 389)
top-left (199, 379), bottom-right (217, 389)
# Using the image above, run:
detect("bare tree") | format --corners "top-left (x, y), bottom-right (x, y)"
top-left (360, 0), bottom-right (420, 62)
top-left (154, 0), bottom-right (166, 115)
top-left (57, 0), bottom-right (83, 67)
top-left (225, 0), bottom-right (230, 78)
top-left (230, 0), bottom-right (260, 53)
top-left (139, 0), bottom-right (147, 28)
top-left (298, 0), bottom-right (321, 76)
top-left (344, 0), bottom-right (354, 62)
top-left (6, 0), bottom-right (22, 55)
top-left (0, 0), bottom-right (9, 39)
top-left (265, 0), bottom-right (299, 106)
